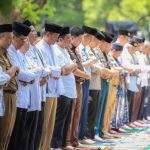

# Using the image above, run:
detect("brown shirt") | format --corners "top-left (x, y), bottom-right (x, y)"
top-left (67, 45), bottom-right (84, 82)
top-left (0, 47), bottom-right (18, 91)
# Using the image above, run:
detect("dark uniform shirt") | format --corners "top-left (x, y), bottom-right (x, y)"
top-left (0, 47), bottom-right (18, 92)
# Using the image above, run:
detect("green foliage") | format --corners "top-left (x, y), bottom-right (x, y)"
top-left (83, 0), bottom-right (120, 29)
top-left (83, 0), bottom-right (150, 30)
top-left (0, 0), bottom-right (13, 15)
top-left (12, 0), bottom-right (55, 24)
top-left (0, 0), bottom-right (150, 30)
top-left (48, 0), bottom-right (84, 26)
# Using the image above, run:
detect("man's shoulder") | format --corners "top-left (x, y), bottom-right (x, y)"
top-left (0, 47), bottom-right (6, 55)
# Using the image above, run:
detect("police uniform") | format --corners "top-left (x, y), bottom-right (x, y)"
top-left (0, 24), bottom-right (18, 150)
top-left (36, 23), bottom-right (63, 150)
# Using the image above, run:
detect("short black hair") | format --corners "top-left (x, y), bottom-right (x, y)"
top-left (58, 34), bottom-right (66, 39)
top-left (70, 27), bottom-right (83, 37)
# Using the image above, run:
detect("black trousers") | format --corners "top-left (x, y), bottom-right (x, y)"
top-left (86, 90), bottom-right (101, 139)
top-left (147, 87), bottom-right (150, 116)
top-left (138, 87), bottom-right (150, 120)
top-left (34, 102), bottom-right (45, 150)
top-left (127, 90), bottom-right (135, 122)
top-left (23, 110), bottom-right (39, 150)
top-left (51, 95), bottom-right (73, 148)
top-left (8, 108), bottom-right (27, 150)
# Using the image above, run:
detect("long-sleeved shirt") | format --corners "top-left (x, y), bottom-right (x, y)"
top-left (26, 44), bottom-right (51, 102)
top-left (7, 43), bottom-right (41, 110)
top-left (54, 44), bottom-right (77, 99)
top-left (36, 39), bottom-right (64, 98)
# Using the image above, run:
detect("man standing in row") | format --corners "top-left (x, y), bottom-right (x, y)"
top-left (0, 24), bottom-right (19, 150)
top-left (37, 23), bottom-right (63, 150)
top-left (66, 27), bottom-right (91, 149)
top-left (51, 27), bottom-right (77, 149)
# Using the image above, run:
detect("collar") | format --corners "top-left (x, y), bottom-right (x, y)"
top-left (0, 46), bottom-right (7, 54)
top-left (41, 39), bottom-right (51, 49)
top-left (7, 43), bottom-right (18, 54)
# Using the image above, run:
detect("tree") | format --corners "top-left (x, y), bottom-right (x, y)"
top-left (83, 0), bottom-right (150, 30)
top-left (1, 0), bottom-right (150, 31)
top-left (0, 0), bottom-right (13, 23)
top-left (83, 0), bottom-right (120, 29)
top-left (48, 0), bottom-right (84, 26)
top-left (0, 0), bottom-right (56, 25)
top-left (11, 0), bottom-right (55, 24)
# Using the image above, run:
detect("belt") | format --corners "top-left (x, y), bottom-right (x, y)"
top-left (19, 80), bottom-right (35, 84)
top-left (3, 90), bottom-right (16, 94)
top-left (130, 75), bottom-right (138, 77)
top-left (106, 79), bottom-right (110, 83)
top-left (76, 81), bottom-right (84, 85)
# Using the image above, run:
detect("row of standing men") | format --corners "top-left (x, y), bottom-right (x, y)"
top-left (0, 20), bottom-right (150, 150)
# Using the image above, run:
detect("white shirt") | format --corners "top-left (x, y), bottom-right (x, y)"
top-left (0, 67), bottom-right (10, 116)
top-left (135, 51), bottom-right (148, 87)
top-left (120, 47), bottom-right (139, 92)
top-left (7, 44), bottom-right (37, 109)
top-left (54, 44), bottom-right (77, 99)
top-left (120, 47), bottom-right (140, 70)
top-left (36, 39), bottom-right (64, 98)
top-left (25, 56), bottom-right (43, 111)
top-left (26, 44), bottom-right (50, 102)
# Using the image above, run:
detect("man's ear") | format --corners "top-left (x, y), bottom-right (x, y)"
top-left (0, 33), bottom-right (5, 38)
top-left (59, 37), bottom-right (64, 42)
top-left (70, 36), bottom-right (74, 41)
top-left (46, 32), bottom-right (49, 38)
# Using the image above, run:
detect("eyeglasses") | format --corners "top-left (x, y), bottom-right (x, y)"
top-left (17, 36), bottom-right (27, 42)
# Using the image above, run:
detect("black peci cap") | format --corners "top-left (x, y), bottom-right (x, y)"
top-left (12, 22), bottom-right (31, 36)
top-left (82, 25), bottom-right (97, 36)
top-left (23, 20), bottom-right (32, 27)
top-left (45, 23), bottom-right (62, 33)
top-left (0, 24), bottom-right (12, 33)
top-left (102, 31), bottom-right (114, 43)
top-left (59, 27), bottom-right (70, 37)
top-left (95, 31), bottom-right (105, 41)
